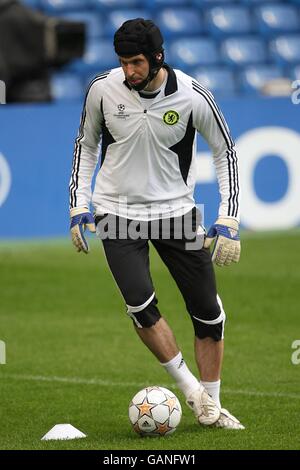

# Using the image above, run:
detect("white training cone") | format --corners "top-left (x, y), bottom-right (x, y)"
top-left (41, 424), bottom-right (87, 441)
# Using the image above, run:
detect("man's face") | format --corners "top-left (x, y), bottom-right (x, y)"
top-left (119, 54), bottom-right (149, 87)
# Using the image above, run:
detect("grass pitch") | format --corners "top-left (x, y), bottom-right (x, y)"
top-left (0, 232), bottom-right (300, 450)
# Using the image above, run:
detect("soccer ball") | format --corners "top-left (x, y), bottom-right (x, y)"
top-left (128, 386), bottom-right (182, 436)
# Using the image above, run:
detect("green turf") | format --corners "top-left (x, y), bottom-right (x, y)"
top-left (0, 232), bottom-right (300, 450)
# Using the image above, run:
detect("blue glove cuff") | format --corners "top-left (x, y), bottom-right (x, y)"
top-left (207, 223), bottom-right (240, 241)
top-left (70, 212), bottom-right (94, 229)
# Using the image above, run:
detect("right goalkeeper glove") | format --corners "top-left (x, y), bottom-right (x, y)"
top-left (204, 217), bottom-right (240, 267)
top-left (70, 207), bottom-right (96, 254)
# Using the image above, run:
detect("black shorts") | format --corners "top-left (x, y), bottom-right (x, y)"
top-left (95, 208), bottom-right (222, 328)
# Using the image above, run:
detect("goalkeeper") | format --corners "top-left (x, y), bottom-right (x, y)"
top-left (69, 18), bottom-right (243, 430)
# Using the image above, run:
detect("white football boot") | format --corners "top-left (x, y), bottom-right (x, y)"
top-left (186, 386), bottom-right (221, 425)
top-left (213, 408), bottom-right (245, 430)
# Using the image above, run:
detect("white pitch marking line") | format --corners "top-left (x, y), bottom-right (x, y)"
top-left (1, 373), bottom-right (300, 400)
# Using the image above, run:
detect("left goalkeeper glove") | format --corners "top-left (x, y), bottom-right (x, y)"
top-left (204, 218), bottom-right (240, 267)
top-left (70, 207), bottom-right (96, 254)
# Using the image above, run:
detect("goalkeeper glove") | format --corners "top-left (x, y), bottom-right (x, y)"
top-left (70, 207), bottom-right (96, 254)
top-left (204, 218), bottom-right (240, 267)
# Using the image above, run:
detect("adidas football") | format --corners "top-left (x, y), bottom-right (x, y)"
top-left (128, 386), bottom-right (182, 436)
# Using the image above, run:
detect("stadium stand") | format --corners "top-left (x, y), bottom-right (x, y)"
top-left (40, 0), bottom-right (91, 12)
top-left (190, 65), bottom-right (237, 95)
top-left (57, 11), bottom-right (104, 38)
top-left (155, 8), bottom-right (203, 37)
top-left (104, 8), bottom-right (149, 36)
top-left (290, 64), bottom-right (300, 79)
top-left (19, 0), bottom-right (300, 100)
top-left (50, 72), bottom-right (83, 101)
top-left (205, 5), bottom-right (253, 37)
top-left (254, 4), bottom-right (300, 36)
top-left (92, 0), bottom-right (142, 8)
top-left (67, 38), bottom-right (119, 73)
top-left (169, 37), bottom-right (220, 67)
top-left (221, 36), bottom-right (268, 66)
top-left (270, 35), bottom-right (300, 64)
top-left (239, 64), bottom-right (284, 93)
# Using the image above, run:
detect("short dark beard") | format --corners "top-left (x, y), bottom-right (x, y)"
top-left (129, 76), bottom-right (151, 91)
top-left (129, 66), bottom-right (161, 91)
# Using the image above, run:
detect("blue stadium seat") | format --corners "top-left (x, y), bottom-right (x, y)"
top-left (104, 9), bottom-right (149, 37)
top-left (221, 37), bottom-right (267, 66)
top-left (254, 4), bottom-right (300, 36)
top-left (169, 37), bottom-right (219, 68)
top-left (67, 39), bottom-right (118, 73)
top-left (145, 0), bottom-right (190, 9)
top-left (40, 0), bottom-right (91, 12)
top-left (239, 65), bottom-right (284, 93)
top-left (205, 5), bottom-right (253, 37)
top-left (240, 0), bottom-right (281, 4)
top-left (289, 65), bottom-right (300, 81)
top-left (58, 12), bottom-right (104, 38)
top-left (190, 66), bottom-right (237, 96)
top-left (191, 0), bottom-right (241, 9)
top-left (91, 0), bottom-right (142, 10)
top-left (51, 73), bottom-right (83, 101)
top-left (192, 0), bottom-right (238, 6)
top-left (155, 8), bottom-right (203, 37)
top-left (270, 35), bottom-right (300, 64)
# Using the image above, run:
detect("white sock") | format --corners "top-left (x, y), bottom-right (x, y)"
top-left (201, 380), bottom-right (221, 408)
top-left (161, 352), bottom-right (199, 398)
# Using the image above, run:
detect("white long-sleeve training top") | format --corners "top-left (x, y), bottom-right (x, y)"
top-left (69, 65), bottom-right (240, 222)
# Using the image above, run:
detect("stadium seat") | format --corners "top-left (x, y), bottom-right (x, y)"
top-left (192, 0), bottom-right (237, 6)
top-left (239, 65), bottom-right (284, 94)
top-left (221, 37), bottom-right (267, 67)
top-left (104, 9), bottom-right (149, 37)
top-left (57, 12), bottom-right (104, 38)
top-left (270, 35), bottom-right (300, 65)
top-left (40, 0), bottom-right (91, 12)
top-left (169, 37), bottom-right (219, 68)
top-left (145, 0), bottom-right (190, 9)
top-left (91, 0), bottom-right (142, 10)
top-left (205, 5), bottom-right (253, 37)
top-left (67, 39), bottom-right (118, 73)
top-left (289, 65), bottom-right (300, 81)
top-left (155, 8), bottom-right (203, 37)
top-left (254, 4), bottom-right (300, 36)
top-left (50, 73), bottom-right (83, 101)
top-left (190, 66), bottom-right (237, 96)
top-left (241, 0), bottom-right (281, 4)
